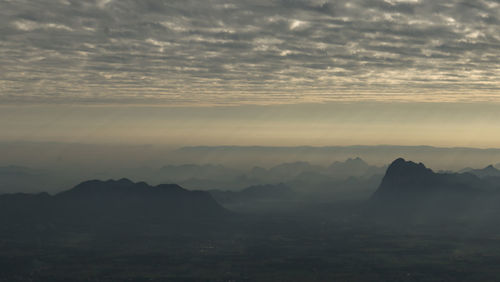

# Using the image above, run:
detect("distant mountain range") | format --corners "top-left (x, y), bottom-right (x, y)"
top-left (0, 157), bottom-right (385, 194)
top-left (176, 145), bottom-right (500, 170)
top-left (210, 183), bottom-right (294, 204)
top-left (134, 158), bottom-right (386, 192)
top-left (202, 158), bottom-right (385, 208)
top-left (0, 158), bottom-right (387, 209)
top-left (209, 183), bottom-right (298, 212)
top-left (460, 165), bottom-right (500, 178)
top-left (250, 158), bottom-right (385, 183)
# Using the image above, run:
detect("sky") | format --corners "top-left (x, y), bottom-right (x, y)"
top-left (1, 0), bottom-right (500, 150)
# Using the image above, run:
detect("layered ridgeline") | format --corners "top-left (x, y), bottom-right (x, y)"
top-left (0, 179), bottom-right (228, 237)
top-left (209, 183), bottom-right (298, 212)
top-left (210, 183), bottom-right (294, 204)
top-left (460, 165), bottom-right (500, 178)
top-left (368, 158), bottom-right (500, 224)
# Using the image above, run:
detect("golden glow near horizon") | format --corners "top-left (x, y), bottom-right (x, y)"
top-left (1, 102), bottom-right (500, 149)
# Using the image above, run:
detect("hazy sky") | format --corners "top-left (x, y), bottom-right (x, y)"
top-left (1, 0), bottom-right (500, 149)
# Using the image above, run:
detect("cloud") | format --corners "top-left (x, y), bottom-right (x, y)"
top-left (1, 0), bottom-right (500, 104)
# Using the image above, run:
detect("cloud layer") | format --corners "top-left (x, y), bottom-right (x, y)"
top-left (2, 0), bottom-right (500, 104)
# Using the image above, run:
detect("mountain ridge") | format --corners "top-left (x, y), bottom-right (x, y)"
top-left (0, 179), bottom-right (229, 235)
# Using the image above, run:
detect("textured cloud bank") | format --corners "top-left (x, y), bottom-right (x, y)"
top-left (1, 0), bottom-right (500, 104)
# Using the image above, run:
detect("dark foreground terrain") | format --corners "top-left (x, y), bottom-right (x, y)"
top-left (4, 203), bottom-right (500, 282)
top-left (1, 215), bottom-right (500, 281)
top-left (3, 159), bottom-right (500, 281)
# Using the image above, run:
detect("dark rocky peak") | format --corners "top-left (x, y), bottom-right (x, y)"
top-left (370, 158), bottom-right (438, 199)
top-left (384, 158), bottom-right (434, 180)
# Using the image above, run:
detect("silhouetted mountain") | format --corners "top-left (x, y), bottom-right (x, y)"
top-left (0, 179), bottom-right (228, 236)
top-left (58, 179), bottom-right (226, 220)
top-left (368, 158), bottom-right (497, 223)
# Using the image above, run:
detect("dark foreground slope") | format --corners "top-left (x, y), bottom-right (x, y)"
top-left (368, 158), bottom-right (500, 224)
top-left (0, 179), bottom-right (228, 239)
